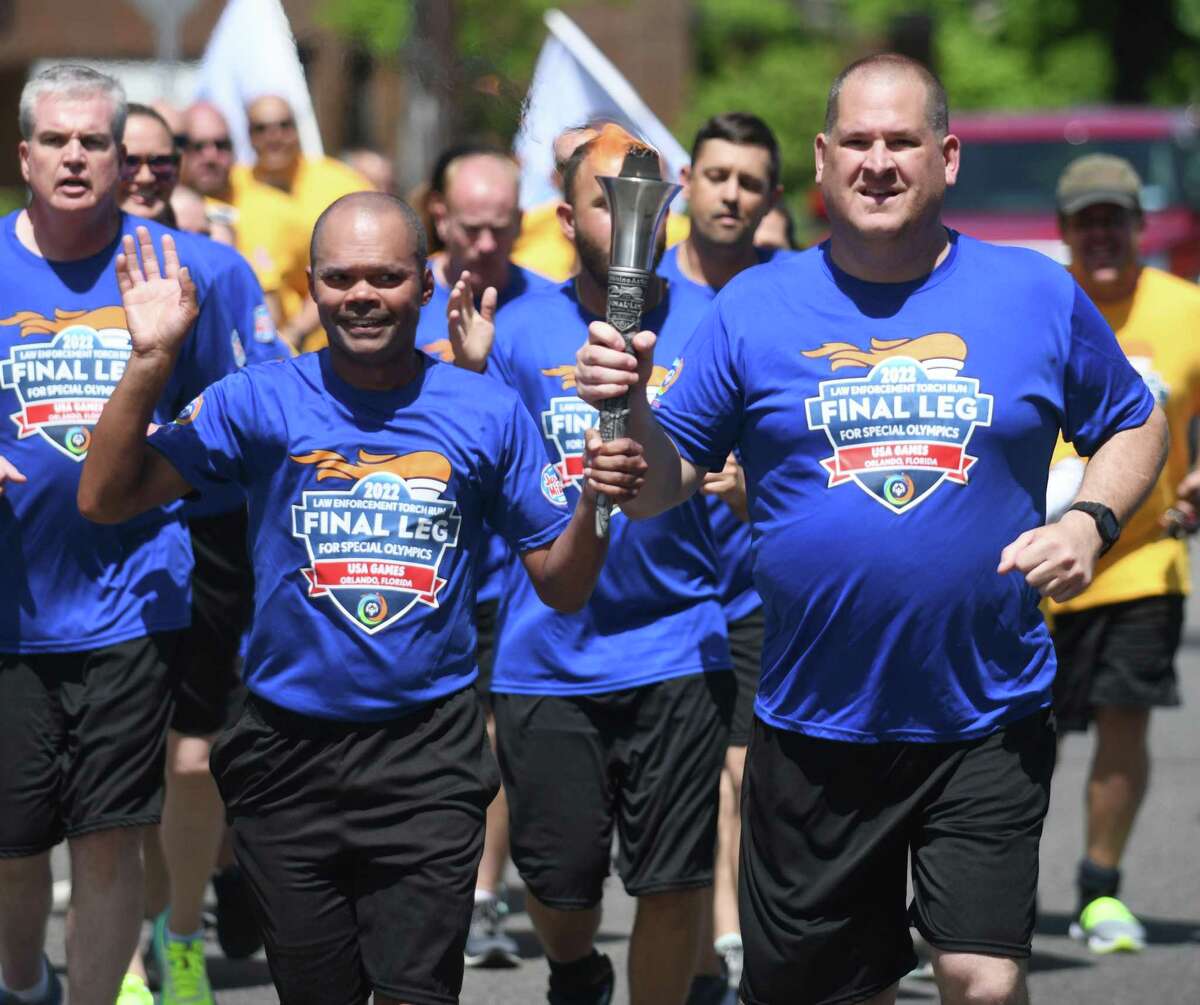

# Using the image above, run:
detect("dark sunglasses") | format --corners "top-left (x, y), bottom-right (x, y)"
top-left (186, 137), bottom-right (234, 153)
top-left (123, 154), bottom-right (180, 177)
top-left (249, 118), bottom-right (295, 135)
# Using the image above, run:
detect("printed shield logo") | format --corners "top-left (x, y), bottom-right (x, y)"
top-left (290, 449), bottom-right (462, 634)
top-left (0, 309), bottom-right (131, 461)
top-left (803, 334), bottom-right (993, 513)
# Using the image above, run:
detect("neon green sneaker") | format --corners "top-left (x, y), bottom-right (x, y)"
top-left (114, 973), bottom-right (154, 1005)
top-left (151, 911), bottom-right (217, 1004)
top-left (1069, 896), bottom-right (1147, 954)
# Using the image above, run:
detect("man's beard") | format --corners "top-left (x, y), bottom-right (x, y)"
top-left (576, 228), bottom-right (667, 288)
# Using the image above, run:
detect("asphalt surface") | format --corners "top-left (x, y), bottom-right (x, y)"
top-left (44, 595), bottom-right (1200, 1004)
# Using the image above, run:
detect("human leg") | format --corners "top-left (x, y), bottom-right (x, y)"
top-left (0, 853), bottom-right (52, 992)
top-left (492, 692), bottom-right (616, 1000)
top-left (931, 950), bottom-right (1028, 1005)
top-left (630, 888), bottom-right (707, 1005)
top-left (1086, 705), bottom-right (1151, 870)
top-left (910, 711), bottom-right (1052, 1005)
top-left (66, 827), bottom-right (146, 1005)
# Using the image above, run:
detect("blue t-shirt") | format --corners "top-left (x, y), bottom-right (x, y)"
top-left (0, 212), bottom-right (274, 652)
top-left (652, 232), bottom-right (1156, 743)
top-left (414, 261), bottom-right (553, 606)
top-left (658, 244), bottom-right (797, 621)
top-left (488, 280), bottom-right (729, 695)
top-left (149, 350), bottom-right (570, 721)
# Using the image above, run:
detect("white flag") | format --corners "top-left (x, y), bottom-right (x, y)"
top-left (192, 0), bottom-right (322, 164)
top-left (515, 9), bottom-right (690, 209)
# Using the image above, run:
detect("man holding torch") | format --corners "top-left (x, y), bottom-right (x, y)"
top-left (448, 124), bottom-right (733, 1005)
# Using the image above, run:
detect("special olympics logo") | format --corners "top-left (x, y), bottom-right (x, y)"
top-left (64, 426), bottom-right (91, 456)
top-left (882, 473), bottom-right (915, 508)
top-left (356, 593), bottom-right (389, 627)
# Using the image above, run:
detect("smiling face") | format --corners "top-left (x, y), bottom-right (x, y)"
top-left (20, 90), bottom-right (122, 217)
top-left (815, 69), bottom-right (958, 243)
top-left (685, 138), bottom-right (778, 248)
top-left (247, 95), bottom-right (300, 176)
top-left (120, 113), bottom-right (179, 220)
top-left (310, 204), bottom-right (433, 367)
top-left (1060, 202), bottom-right (1142, 298)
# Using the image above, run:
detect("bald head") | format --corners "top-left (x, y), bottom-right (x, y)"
top-left (247, 95), bottom-right (299, 180)
top-left (435, 152), bottom-right (522, 291)
top-left (824, 53), bottom-right (948, 138)
top-left (444, 153), bottom-right (520, 209)
top-left (182, 101), bottom-right (234, 196)
top-left (310, 191), bottom-right (428, 270)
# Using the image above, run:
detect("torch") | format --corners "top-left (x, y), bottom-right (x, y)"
top-left (594, 146), bottom-right (680, 536)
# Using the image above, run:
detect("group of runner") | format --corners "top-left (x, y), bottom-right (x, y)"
top-left (0, 51), bottom-right (1196, 1005)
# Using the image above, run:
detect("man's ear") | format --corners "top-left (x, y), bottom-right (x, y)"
top-left (306, 266), bottom-right (314, 302)
top-left (814, 133), bottom-right (828, 185)
top-left (556, 200), bottom-right (575, 244)
top-left (18, 141), bottom-right (29, 185)
top-left (679, 164), bottom-right (692, 201)
top-left (421, 266), bottom-right (434, 306)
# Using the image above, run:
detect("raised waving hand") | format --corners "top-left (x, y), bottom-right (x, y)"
top-left (115, 227), bottom-right (198, 359)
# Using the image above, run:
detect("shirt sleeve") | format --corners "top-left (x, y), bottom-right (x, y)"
top-left (148, 370), bottom-right (262, 497)
top-left (484, 394), bottom-right (570, 553)
top-left (220, 254), bottom-right (289, 364)
top-left (650, 296), bottom-right (744, 473)
top-left (1062, 283), bottom-right (1156, 456)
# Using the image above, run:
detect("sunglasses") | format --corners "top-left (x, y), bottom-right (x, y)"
top-left (123, 154), bottom-right (180, 177)
top-left (249, 118), bottom-right (295, 135)
top-left (186, 137), bottom-right (234, 153)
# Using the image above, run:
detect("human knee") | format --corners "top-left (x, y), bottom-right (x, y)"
top-left (636, 887), bottom-right (705, 926)
top-left (934, 952), bottom-right (1025, 1005)
top-left (168, 733), bottom-right (216, 780)
top-left (70, 826), bottom-right (143, 884)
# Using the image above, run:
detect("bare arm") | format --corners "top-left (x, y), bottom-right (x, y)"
top-left (998, 405), bottom-right (1168, 601)
top-left (519, 427), bottom-right (646, 611)
top-left (0, 455), bottom-right (27, 496)
top-left (78, 229), bottom-right (198, 524)
top-left (574, 321), bottom-right (705, 519)
top-left (701, 453), bottom-right (749, 523)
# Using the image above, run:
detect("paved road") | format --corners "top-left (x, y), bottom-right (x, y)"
top-left (46, 596), bottom-right (1200, 1004)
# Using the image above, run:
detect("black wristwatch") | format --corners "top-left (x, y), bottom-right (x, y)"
top-left (1067, 501), bottom-right (1121, 556)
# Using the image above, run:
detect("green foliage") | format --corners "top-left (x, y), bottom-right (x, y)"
top-left (315, 0), bottom-right (411, 58)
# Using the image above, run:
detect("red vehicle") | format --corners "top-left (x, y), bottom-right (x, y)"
top-left (943, 107), bottom-right (1200, 279)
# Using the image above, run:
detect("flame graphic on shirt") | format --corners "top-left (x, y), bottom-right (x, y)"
top-left (803, 333), bottom-right (967, 378)
top-left (542, 363), bottom-right (670, 390)
top-left (421, 339), bottom-right (454, 363)
top-left (0, 306), bottom-right (128, 336)
top-left (291, 448), bottom-right (452, 500)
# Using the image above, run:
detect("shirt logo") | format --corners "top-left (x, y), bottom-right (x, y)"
top-left (541, 363), bottom-right (670, 485)
top-left (174, 395), bottom-right (203, 424)
top-left (290, 449), bottom-right (462, 634)
top-left (252, 303), bottom-right (276, 343)
top-left (802, 333), bottom-right (993, 513)
top-left (230, 329), bottom-right (247, 368)
top-left (0, 307), bottom-right (130, 461)
top-left (541, 463), bottom-right (568, 506)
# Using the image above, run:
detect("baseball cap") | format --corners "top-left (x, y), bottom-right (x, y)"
top-left (1056, 154), bottom-right (1142, 215)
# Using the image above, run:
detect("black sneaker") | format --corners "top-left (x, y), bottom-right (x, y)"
top-left (547, 952), bottom-right (614, 1005)
top-left (685, 972), bottom-right (733, 1005)
top-left (211, 864), bottom-right (263, 959)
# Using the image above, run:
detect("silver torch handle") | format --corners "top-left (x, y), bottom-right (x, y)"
top-left (595, 265), bottom-right (651, 536)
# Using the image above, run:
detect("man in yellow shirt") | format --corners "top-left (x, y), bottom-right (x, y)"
top-left (230, 95), bottom-right (373, 350)
top-left (180, 101), bottom-right (308, 342)
top-left (1047, 154), bottom-right (1200, 954)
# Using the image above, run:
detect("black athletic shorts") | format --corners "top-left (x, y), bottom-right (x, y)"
top-left (473, 598), bottom-right (498, 699)
top-left (0, 632), bottom-right (178, 857)
top-left (171, 509), bottom-right (254, 736)
top-left (493, 670), bottom-right (735, 909)
top-left (1051, 594), bottom-right (1183, 732)
top-left (739, 709), bottom-right (1055, 1005)
top-left (727, 609), bottom-right (764, 747)
top-left (210, 686), bottom-right (499, 1005)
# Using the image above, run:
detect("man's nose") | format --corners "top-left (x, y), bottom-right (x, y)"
top-left (862, 140), bottom-right (893, 174)
top-left (62, 136), bottom-right (86, 164)
top-left (718, 176), bottom-right (740, 203)
top-left (475, 228), bottom-right (497, 254)
top-left (345, 279), bottom-right (380, 305)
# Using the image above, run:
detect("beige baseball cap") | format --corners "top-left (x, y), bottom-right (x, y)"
top-left (1056, 154), bottom-right (1142, 215)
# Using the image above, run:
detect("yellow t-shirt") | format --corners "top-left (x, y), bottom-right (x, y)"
top-left (203, 179), bottom-right (308, 296)
top-left (1048, 267), bottom-right (1200, 614)
top-left (511, 200), bottom-right (691, 282)
top-left (231, 157), bottom-right (373, 349)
